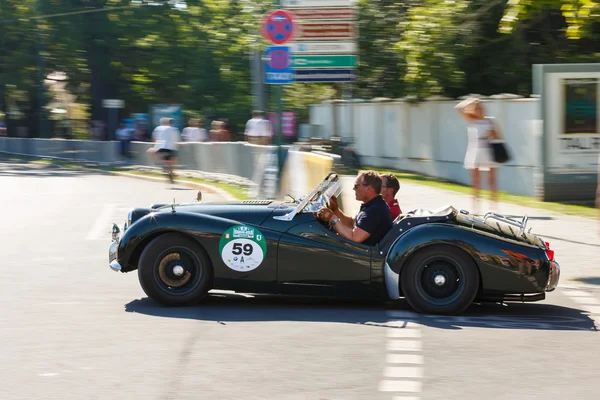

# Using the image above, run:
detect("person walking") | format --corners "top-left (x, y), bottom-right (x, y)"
top-left (181, 118), bottom-right (208, 142)
top-left (455, 98), bottom-right (500, 213)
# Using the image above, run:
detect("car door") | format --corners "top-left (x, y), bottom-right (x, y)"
top-left (277, 219), bottom-right (372, 298)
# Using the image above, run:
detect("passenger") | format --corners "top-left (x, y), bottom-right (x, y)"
top-left (316, 170), bottom-right (393, 246)
top-left (381, 173), bottom-right (402, 220)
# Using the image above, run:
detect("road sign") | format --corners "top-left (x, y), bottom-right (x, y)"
top-left (296, 22), bottom-right (356, 40)
top-left (261, 9), bottom-right (297, 45)
top-left (102, 99), bottom-right (124, 108)
top-left (292, 55), bottom-right (357, 68)
top-left (264, 46), bottom-right (294, 84)
top-left (282, 0), bottom-right (357, 7)
top-left (294, 69), bottom-right (355, 82)
top-left (290, 41), bottom-right (357, 54)
top-left (287, 7), bottom-right (356, 20)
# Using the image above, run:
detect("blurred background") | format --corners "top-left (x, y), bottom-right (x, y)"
top-left (1, 0), bottom-right (599, 140)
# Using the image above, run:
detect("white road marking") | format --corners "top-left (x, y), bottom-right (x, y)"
top-left (384, 366), bottom-right (424, 379)
top-left (582, 305), bottom-right (600, 315)
top-left (379, 380), bottom-right (422, 393)
top-left (386, 354), bottom-right (424, 365)
top-left (85, 204), bottom-right (116, 240)
top-left (388, 329), bottom-right (422, 338)
top-left (562, 290), bottom-right (594, 297)
top-left (38, 373), bottom-right (59, 377)
top-left (380, 311), bottom-right (425, 399)
top-left (570, 296), bottom-right (600, 305)
top-left (561, 286), bottom-right (600, 326)
top-left (387, 340), bottom-right (422, 352)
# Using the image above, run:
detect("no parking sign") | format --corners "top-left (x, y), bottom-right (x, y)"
top-left (261, 9), bottom-right (296, 45)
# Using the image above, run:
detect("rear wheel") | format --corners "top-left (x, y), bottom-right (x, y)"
top-left (138, 233), bottom-right (212, 306)
top-left (401, 245), bottom-right (479, 315)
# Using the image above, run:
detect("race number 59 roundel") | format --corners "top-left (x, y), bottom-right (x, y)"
top-left (219, 225), bottom-right (267, 272)
top-left (261, 9), bottom-right (296, 45)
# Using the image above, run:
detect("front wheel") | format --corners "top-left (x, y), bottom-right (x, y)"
top-left (138, 233), bottom-right (212, 306)
top-left (400, 245), bottom-right (479, 315)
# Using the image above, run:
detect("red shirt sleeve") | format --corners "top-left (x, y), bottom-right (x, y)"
top-left (387, 199), bottom-right (402, 220)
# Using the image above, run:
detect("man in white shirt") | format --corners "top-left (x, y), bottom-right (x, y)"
top-left (244, 110), bottom-right (273, 145)
top-left (148, 118), bottom-right (181, 183)
top-left (181, 118), bottom-right (208, 142)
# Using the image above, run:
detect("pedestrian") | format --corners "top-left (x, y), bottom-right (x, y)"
top-left (116, 121), bottom-right (132, 158)
top-left (182, 118), bottom-right (208, 142)
top-left (244, 110), bottom-right (272, 145)
top-left (455, 98), bottom-right (500, 212)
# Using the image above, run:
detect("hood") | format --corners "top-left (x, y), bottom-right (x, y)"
top-left (129, 200), bottom-right (294, 227)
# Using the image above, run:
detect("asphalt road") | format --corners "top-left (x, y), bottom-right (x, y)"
top-left (1, 161), bottom-right (599, 400)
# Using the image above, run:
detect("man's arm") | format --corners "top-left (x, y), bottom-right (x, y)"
top-left (331, 218), bottom-right (370, 243)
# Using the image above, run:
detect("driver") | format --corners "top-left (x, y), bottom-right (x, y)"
top-left (317, 170), bottom-right (393, 246)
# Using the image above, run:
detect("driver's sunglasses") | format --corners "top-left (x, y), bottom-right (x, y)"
top-left (353, 183), bottom-right (369, 190)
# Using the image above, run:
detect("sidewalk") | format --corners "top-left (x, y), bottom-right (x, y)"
top-left (338, 176), bottom-right (598, 285)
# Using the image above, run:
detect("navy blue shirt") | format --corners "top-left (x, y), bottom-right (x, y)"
top-left (356, 195), bottom-right (393, 246)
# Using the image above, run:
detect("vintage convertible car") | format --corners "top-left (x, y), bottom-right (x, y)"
top-left (108, 172), bottom-right (560, 315)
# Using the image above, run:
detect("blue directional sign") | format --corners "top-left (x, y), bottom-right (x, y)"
top-left (265, 46), bottom-right (294, 85)
top-left (294, 68), bottom-right (355, 83)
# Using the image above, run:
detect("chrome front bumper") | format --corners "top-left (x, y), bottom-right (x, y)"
top-left (546, 260), bottom-right (560, 292)
top-left (108, 241), bottom-right (121, 272)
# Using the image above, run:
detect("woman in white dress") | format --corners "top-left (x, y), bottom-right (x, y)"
top-left (455, 98), bottom-right (500, 212)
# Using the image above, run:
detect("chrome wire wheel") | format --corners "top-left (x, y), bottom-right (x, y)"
top-left (154, 247), bottom-right (202, 295)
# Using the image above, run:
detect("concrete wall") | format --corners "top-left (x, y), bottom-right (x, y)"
top-left (309, 98), bottom-right (542, 197)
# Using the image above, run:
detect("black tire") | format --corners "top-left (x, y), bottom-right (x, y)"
top-left (400, 245), bottom-right (479, 315)
top-left (138, 233), bottom-right (212, 306)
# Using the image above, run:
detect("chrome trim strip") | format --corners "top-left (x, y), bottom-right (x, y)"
top-left (385, 261), bottom-right (400, 300)
top-left (281, 282), bottom-right (333, 288)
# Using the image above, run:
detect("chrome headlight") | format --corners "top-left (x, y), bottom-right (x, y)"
top-left (127, 209), bottom-right (133, 229)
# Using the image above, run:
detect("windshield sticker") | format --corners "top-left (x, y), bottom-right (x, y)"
top-left (219, 225), bottom-right (267, 272)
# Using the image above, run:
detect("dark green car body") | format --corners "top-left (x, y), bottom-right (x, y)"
top-left (112, 198), bottom-right (560, 306)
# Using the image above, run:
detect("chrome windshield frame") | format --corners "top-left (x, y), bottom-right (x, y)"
top-left (273, 172), bottom-right (339, 222)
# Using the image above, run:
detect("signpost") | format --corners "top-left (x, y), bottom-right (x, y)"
top-left (285, 1), bottom-right (358, 83)
top-left (102, 99), bottom-right (124, 141)
top-left (261, 9), bottom-right (297, 45)
top-left (292, 55), bottom-right (356, 68)
top-left (281, 0), bottom-right (357, 7)
top-left (296, 22), bottom-right (357, 40)
top-left (265, 46), bottom-right (294, 84)
top-left (294, 69), bottom-right (355, 82)
top-left (290, 41), bottom-right (356, 54)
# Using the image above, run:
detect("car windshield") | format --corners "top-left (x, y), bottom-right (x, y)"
top-left (274, 172), bottom-right (342, 221)
top-left (300, 177), bottom-right (342, 213)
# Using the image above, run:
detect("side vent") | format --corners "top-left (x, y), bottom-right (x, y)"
top-left (241, 200), bottom-right (273, 205)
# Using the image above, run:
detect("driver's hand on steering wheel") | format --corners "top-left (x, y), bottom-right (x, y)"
top-left (326, 195), bottom-right (339, 213)
top-left (316, 207), bottom-right (335, 223)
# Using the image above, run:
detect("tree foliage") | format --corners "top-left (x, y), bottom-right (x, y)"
top-left (1, 0), bottom-right (600, 138)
